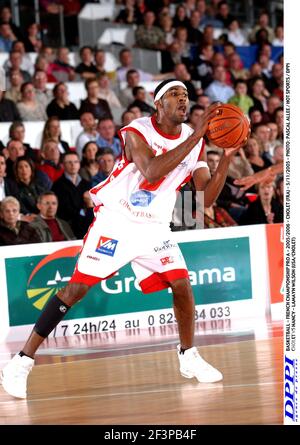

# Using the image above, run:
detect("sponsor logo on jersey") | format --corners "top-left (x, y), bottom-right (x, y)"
top-left (95, 236), bottom-right (118, 256)
top-left (130, 190), bottom-right (155, 207)
top-left (154, 240), bottom-right (177, 252)
top-left (160, 256), bottom-right (175, 266)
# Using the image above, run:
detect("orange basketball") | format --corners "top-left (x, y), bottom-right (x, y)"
top-left (206, 104), bottom-right (250, 149)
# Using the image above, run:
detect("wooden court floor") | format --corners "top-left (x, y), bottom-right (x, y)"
top-left (0, 318), bottom-right (283, 425)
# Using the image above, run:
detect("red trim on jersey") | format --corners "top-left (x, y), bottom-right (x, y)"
top-left (70, 268), bottom-right (116, 286)
top-left (151, 115), bottom-right (182, 140)
top-left (197, 138), bottom-right (206, 160)
top-left (139, 268), bottom-right (189, 294)
top-left (89, 155), bottom-right (130, 195)
top-left (176, 173), bottom-right (192, 191)
top-left (120, 126), bottom-right (148, 144)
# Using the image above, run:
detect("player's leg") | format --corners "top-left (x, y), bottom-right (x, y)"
top-left (132, 248), bottom-right (223, 383)
top-left (0, 273), bottom-right (99, 399)
top-left (170, 277), bottom-right (195, 350)
top-left (22, 281), bottom-right (91, 359)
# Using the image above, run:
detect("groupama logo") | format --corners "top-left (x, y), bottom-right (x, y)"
top-left (26, 246), bottom-right (81, 310)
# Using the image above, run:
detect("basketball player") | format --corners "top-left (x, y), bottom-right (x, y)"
top-left (1, 80), bottom-right (247, 399)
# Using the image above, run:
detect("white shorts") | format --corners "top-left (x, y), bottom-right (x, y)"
top-left (72, 207), bottom-right (189, 293)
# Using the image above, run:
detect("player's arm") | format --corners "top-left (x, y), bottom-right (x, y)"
top-left (233, 162), bottom-right (283, 191)
top-left (192, 149), bottom-right (237, 207)
top-left (125, 105), bottom-right (220, 183)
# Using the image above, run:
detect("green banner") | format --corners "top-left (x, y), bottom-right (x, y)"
top-left (5, 237), bottom-right (252, 326)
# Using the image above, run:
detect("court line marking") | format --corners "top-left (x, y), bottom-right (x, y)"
top-left (0, 336), bottom-right (283, 367)
top-left (0, 380), bottom-right (283, 406)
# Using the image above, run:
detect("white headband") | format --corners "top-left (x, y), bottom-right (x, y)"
top-left (154, 81), bottom-right (187, 102)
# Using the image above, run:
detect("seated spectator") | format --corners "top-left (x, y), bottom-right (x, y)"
top-left (248, 76), bottom-right (270, 113)
top-left (14, 156), bottom-right (51, 218)
top-left (174, 63), bottom-right (200, 102)
top-left (215, 1), bottom-right (236, 28)
top-left (244, 135), bottom-right (272, 174)
top-left (0, 6), bottom-right (22, 40)
top-left (204, 66), bottom-right (234, 103)
top-left (91, 147), bottom-right (116, 187)
top-left (75, 46), bottom-right (98, 80)
top-left (135, 10), bottom-right (167, 51)
top-left (94, 49), bottom-right (108, 77)
top-left (273, 25), bottom-right (284, 47)
top-left (196, 94), bottom-right (211, 109)
top-left (52, 152), bottom-right (93, 239)
top-left (274, 107), bottom-right (283, 142)
top-left (23, 22), bottom-right (42, 52)
top-left (38, 140), bottom-right (64, 183)
top-left (129, 86), bottom-right (156, 116)
top-left (127, 104), bottom-right (143, 120)
top-left (4, 69), bottom-right (23, 103)
top-left (46, 82), bottom-right (79, 120)
top-left (96, 118), bottom-right (122, 159)
top-left (41, 117), bottom-right (71, 155)
top-left (0, 22), bottom-right (16, 53)
top-left (228, 53), bottom-right (249, 82)
top-left (116, 48), bottom-right (171, 83)
top-left (75, 112), bottom-right (98, 159)
top-left (34, 55), bottom-right (58, 83)
top-left (187, 10), bottom-right (203, 45)
top-left (121, 110), bottom-right (135, 127)
top-left (252, 123), bottom-right (273, 163)
top-left (29, 191), bottom-right (75, 242)
top-left (11, 40), bottom-right (34, 75)
top-left (240, 181), bottom-right (283, 225)
top-left (267, 122), bottom-right (281, 155)
top-left (159, 13), bottom-right (174, 47)
top-left (272, 144), bottom-right (283, 165)
top-left (97, 72), bottom-right (122, 109)
top-left (0, 89), bottom-right (21, 122)
top-left (227, 147), bottom-right (254, 180)
top-left (48, 47), bottom-right (76, 82)
top-left (17, 82), bottom-right (48, 122)
top-left (228, 79), bottom-right (254, 115)
top-left (79, 141), bottom-right (100, 182)
top-left (33, 70), bottom-right (53, 108)
top-left (119, 69), bottom-right (154, 108)
top-left (4, 49), bottom-right (30, 84)
top-left (265, 94), bottom-right (282, 123)
top-left (187, 104), bottom-right (205, 130)
top-left (79, 78), bottom-right (112, 121)
top-left (0, 153), bottom-right (19, 202)
top-left (192, 43), bottom-right (214, 89)
top-left (226, 19), bottom-right (249, 46)
top-left (249, 12), bottom-right (275, 44)
top-left (248, 106), bottom-right (264, 126)
top-left (266, 63), bottom-right (283, 100)
top-left (3, 139), bottom-right (25, 179)
top-left (172, 4), bottom-right (190, 30)
top-left (0, 196), bottom-right (41, 245)
top-left (115, 0), bottom-right (144, 25)
top-left (9, 121), bottom-right (37, 161)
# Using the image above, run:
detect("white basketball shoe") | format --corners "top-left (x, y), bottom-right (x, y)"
top-left (177, 345), bottom-right (223, 383)
top-left (1, 354), bottom-right (34, 399)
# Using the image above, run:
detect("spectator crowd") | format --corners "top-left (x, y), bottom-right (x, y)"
top-left (0, 0), bottom-right (283, 245)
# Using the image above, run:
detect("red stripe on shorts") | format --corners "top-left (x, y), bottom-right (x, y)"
top-left (139, 268), bottom-right (189, 294)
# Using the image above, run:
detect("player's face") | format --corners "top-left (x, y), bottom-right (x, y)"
top-left (161, 86), bottom-right (189, 123)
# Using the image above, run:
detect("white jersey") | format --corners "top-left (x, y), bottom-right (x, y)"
top-left (89, 115), bottom-right (205, 224)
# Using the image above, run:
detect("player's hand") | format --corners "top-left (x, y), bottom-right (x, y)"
top-left (222, 129), bottom-right (250, 158)
top-left (193, 102), bottom-right (222, 140)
